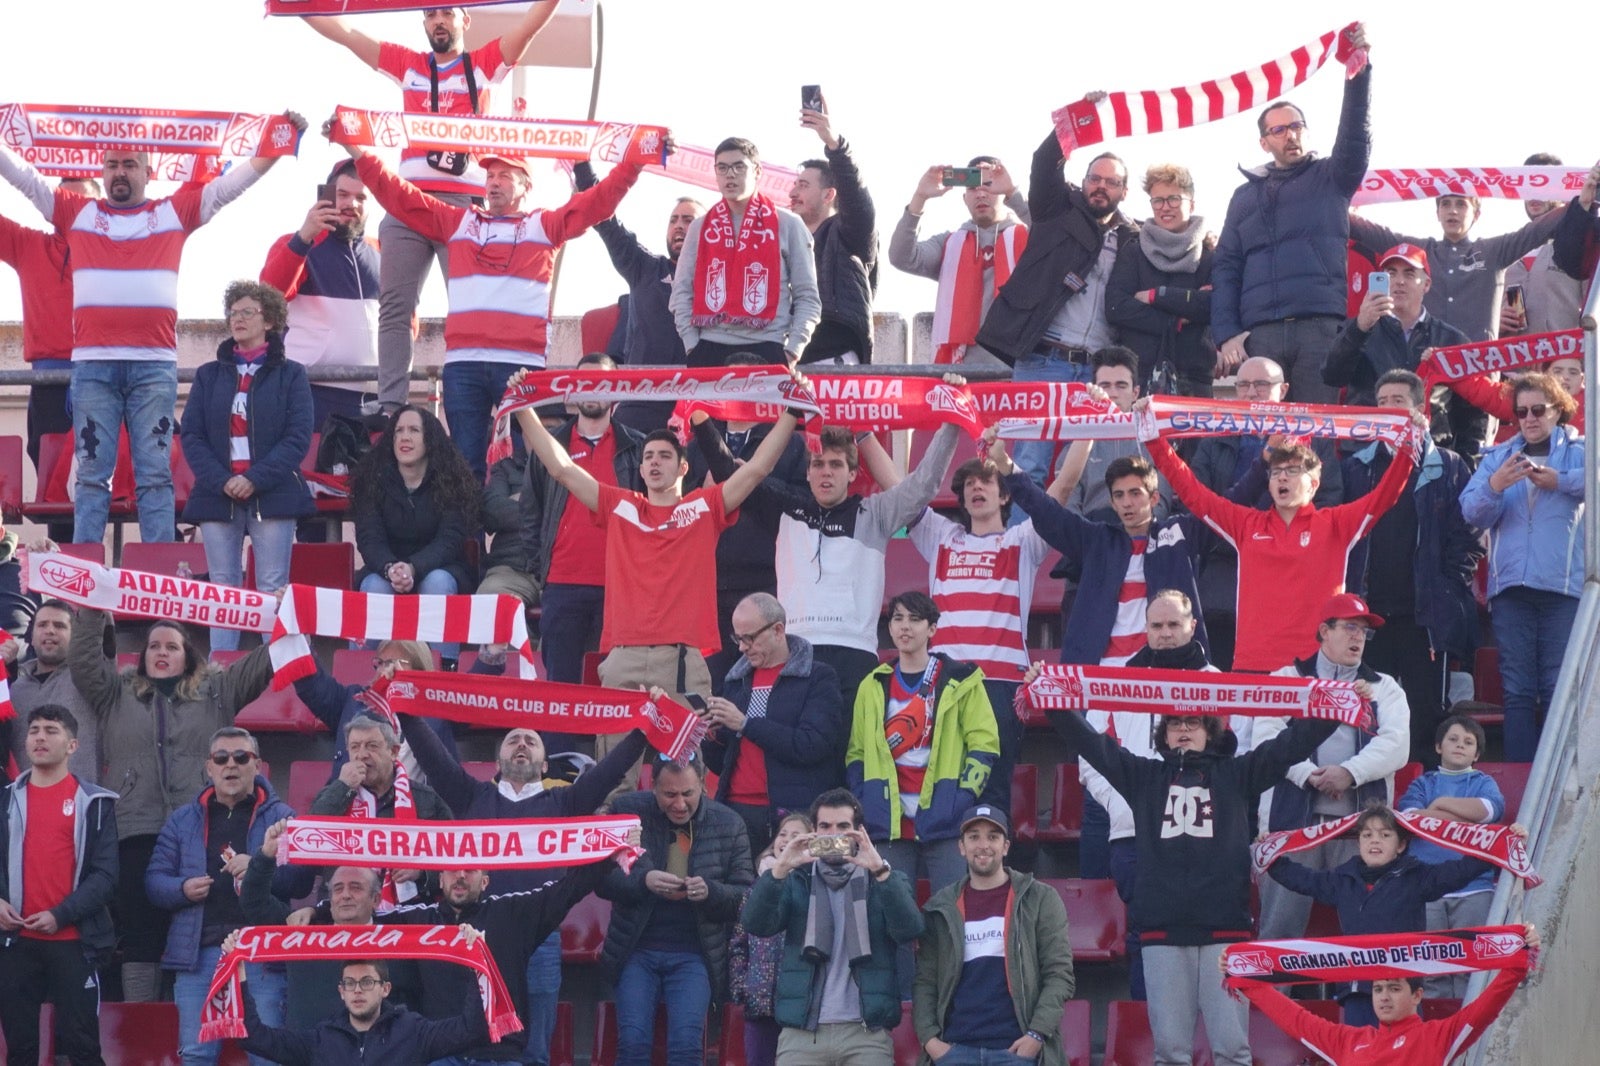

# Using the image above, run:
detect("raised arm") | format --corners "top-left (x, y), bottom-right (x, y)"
top-left (301, 16), bottom-right (383, 70)
top-left (510, 372), bottom-right (601, 512)
top-left (722, 412), bottom-right (801, 510)
top-left (498, 0), bottom-right (560, 65)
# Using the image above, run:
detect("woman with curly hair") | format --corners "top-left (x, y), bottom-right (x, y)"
top-left (180, 280), bottom-right (313, 651)
top-left (351, 405), bottom-right (480, 667)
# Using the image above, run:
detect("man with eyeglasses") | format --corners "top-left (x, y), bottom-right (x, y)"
top-left (977, 107), bottom-right (1139, 486)
top-left (698, 592), bottom-right (846, 856)
top-left (147, 726), bottom-right (302, 1066)
top-left (1252, 593), bottom-right (1410, 942)
top-left (671, 137), bottom-right (821, 367)
top-left (1342, 370), bottom-right (1482, 766)
top-left (1211, 22), bottom-right (1372, 405)
top-left (329, 130), bottom-right (651, 480)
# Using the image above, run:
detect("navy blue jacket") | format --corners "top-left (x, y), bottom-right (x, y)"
top-left (145, 777), bottom-right (307, 971)
top-left (1268, 851), bottom-right (1493, 936)
top-left (690, 418), bottom-right (811, 592)
top-left (180, 334), bottom-right (315, 523)
top-left (1211, 66), bottom-right (1373, 340)
top-left (1343, 441), bottom-right (1483, 658)
top-left (242, 992), bottom-right (487, 1066)
top-left (705, 635), bottom-right (846, 812)
top-left (1004, 472), bottom-right (1209, 664)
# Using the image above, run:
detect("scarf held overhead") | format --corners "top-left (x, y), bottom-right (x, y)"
top-left (1420, 329), bottom-right (1582, 384)
top-left (1027, 664), bottom-right (1374, 729)
top-left (1223, 926), bottom-right (1533, 988)
top-left (1353, 166), bottom-right (1593, 206)
top-left (276, 814), bottom-right (644, 872)
top-left (671, 375), bottom-right (985, 438)
top-left (23, 550), bottom-right (278, 633)
top-left (19, 147), bottom-right (220, 182)
top-left (329, 107), bottom-right (668, 166)
top-left (0, 103), bottom-right (299, 159)
top-left (198, 924), bottom-right (521, 1043)
top-left (268, 584), bottom-right (536, 689)
top-left (1051, 24), bottom-right (1366, 157)
top-left (372, 671), bottom-right (706, 761)
top-left (1251, 809), bottom-right (1542, 886)
top-left (1137, 396), bottom-right (1420, 451)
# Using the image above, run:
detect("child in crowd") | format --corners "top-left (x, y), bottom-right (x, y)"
top-left (728, 813), bottom-right (813, 1066)
top-left (1262, 802), bottom-right (1524, 1024)
top-left (1398, 715), bottom-right (1508, 997)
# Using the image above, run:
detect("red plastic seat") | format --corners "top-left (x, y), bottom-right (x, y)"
top-left (716, 1003), bottom-right (746, 1066)
top-left (0, 434), bottom-right (23, 522)
top-left (56, 542), bottom-right (107, 564)
top-left (1473, 646), bottom-right (1504, 707)
top-left (1477, 761), bottom-right (1533, 820)
top-left (1010, 763), bottom-right (1039, 845)
top-left (1041, 878), bottom-right (1126, 963)
top-left (1104, 1000), bottom-right (1213, 1066)
top-left (881, 536), bottom-right (929, 609)
top-left (1059, 999), bottom-right (1092, 1066)
top-left (247, 541), bottom-right (357, 592)
top-left (121, 540), bottom-right (210, 578)
top-left (286, 759), bottom-right (331, 816)
top-left (1420, 997), bottom-right (1463, 1021)
top-left (22, 431), bottom-right (76, 523)
top-left (1248, 998), bottom-right (1339, 1065)
top-left (591, 1001), bottom-right (674, 1066)
top-left (100, 1001), bottom-right (183, 1066)
top-left (211, 650), bottom-right (325, 734)
top-left (1036, 762), bottom-right (1084, 844)
top-left (551, 1001), bottom-right (574, 1066)
top-left (1393, 761), bottom-right (1424, 800)
top-left (331, 648), bottom-right (375, 688)
top-left (169, 434), bottom-right (195, 518)
top-left (581, 304), bottom-right (622, 356)
top-left (889, 1003), bottom-right (921, 1066)
top-left (559, 892), bottom-right (611, 964)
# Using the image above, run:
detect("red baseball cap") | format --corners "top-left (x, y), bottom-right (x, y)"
top-left (1379, 243), bottom-right (1429, 276)
top-left (1320, 593), bottom-right (1385, 629)
top-left (478, 154), bottom-right (534, 177)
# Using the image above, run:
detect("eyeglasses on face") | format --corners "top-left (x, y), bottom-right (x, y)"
top-left (338, 977), bottom-right (385, 991)
top-left (1329, 620), bottom-right (1373, 638)
top-left (210, 750), bottom-right (255, 766)
top-left (1265, 121), bottom-right (1308, 137)
top-left (731, 619), bottom-right (779, 648)
top-left (713, 162), bottom-right (751, 176)
top-left (1235, 378), bottom-right (1283, 392)
top-left (1149, 194), bottom-right (1189, 208)
top-left (227, 307), bottom-right (262, 320)
top-left (373, 657), bottom-right (412, 670)
top-left (1269, 466), bottom-right (1309, 479)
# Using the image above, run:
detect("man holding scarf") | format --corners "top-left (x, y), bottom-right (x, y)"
top-left (741, 788), bottom-right (923, 1066)
top-left (671, 137), bottom-right (821, 367)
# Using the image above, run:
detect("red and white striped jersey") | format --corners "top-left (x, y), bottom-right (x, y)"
top-left (1101, 537), bottom-right (1148, 666)
top-left (356, 155), bottom-right (641, 366)
top-left (377, 39), bottom-right (512, 195)
top-left (908, 512), bottom-right (1051, 683)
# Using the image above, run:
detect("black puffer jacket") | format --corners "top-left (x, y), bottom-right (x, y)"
top-left (597, 790), bottom-right (754, 998)
top-left (1104, 233), bottom-right (1217, 384)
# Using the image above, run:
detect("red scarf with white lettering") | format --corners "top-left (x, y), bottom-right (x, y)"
top-left (669, 376), bottom-right (984, 438)
top-left (276, 814), bottom-right (643, 872)
top-left (1051, 25), bottom-right (1365, 157)
top-left (1418, 329), bottom-right (1583, 384)
top-left (1353, 166), bottom-right (1593, 206)
top-left (1251, 809), bottom-right (1542, 886)
top-left (692, 194), bottom-right (784, 328)
top-left (1223, 926), bottom-right (1533, 988)
top-left (1025, 664), bottom-right (1373, 729)
top-left (369, 672), bottom-right (705, 761)
top-left (198, 924), bottom-right (520, 1043)
top-left (932, 224), bottom-right (1028, 364)
top-left (23, 551), bottom-right (278, 634)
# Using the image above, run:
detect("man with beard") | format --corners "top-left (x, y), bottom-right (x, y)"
top-left (300, 3), bottom-right (562, 415)
top-left (1, 601), bottom-right (99, 785)
top-left (914, 806), bottom-right (1074, 1066)
top-left (975, 113), bottom-right (1138, 486)
top-left (572, 161), bottom-right (703, 432)
top-left (741, 788), bottom-right (923, 1066)
top-left (261, 160), bottom-right (382, 426)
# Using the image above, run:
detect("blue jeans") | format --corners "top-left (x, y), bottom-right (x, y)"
top-left (442, 360), bottom-right (524, 482)
top-left (522, 930), bottom-right (562, 1066)
top-left (69, 359), bottom-right (178, 543)
top-left (1491, 586), bottom-right (1580, 762)
top-left (200, 512), bottom-right (296, 651)
top-left (1010, 353), bottom-right (1090, 486)
top-left (174, 946), bottom-right (286, 1066)
top-left (1109, 838), bottom-right (1144, 1001)
top-left (936, 1045), bottom-right (1037, 1066)
top-left (359, 569), bottom-right (462, 659)
top-left (615, 949), bottom-right (709, 1066)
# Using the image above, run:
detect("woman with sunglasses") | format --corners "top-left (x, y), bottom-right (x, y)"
top-left (1459, 372), bottom-right (1585, 761)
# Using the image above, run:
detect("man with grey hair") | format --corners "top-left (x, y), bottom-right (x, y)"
top-left (310, 715), bottom-right (453, 905)
top-left (699, 592), bottom-right (846, 855)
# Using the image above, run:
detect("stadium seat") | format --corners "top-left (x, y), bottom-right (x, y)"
top-left (121, 540), bottom-right (210, 579)
top-left (1037, 762), bottom-right (1084, 844)
top-left (56, 542), bottom-right (107, 564)
top-left (1393, 761), bottom-right (1424, 800)
top-left (1477, 761), bottom-right (1533, 820)
top-left (169, 434), bottom-right (196, 518)
top-left (1041, 878), bottom-right (1126, 963)
top-left (331, 647), bottom-right (375, 688)
top-left (22, 431), bottom-right (76, 525)
top-left (559, 892), bottom-right (611, 964)
top-left (1473, 646), bottom-right (1504, 707)
top-left (551, 1001), bottom-right (575, 1066)
top-left (881, 537), bottom-right (928, 610)
top-left (287, 759), bottom-right (331, 816)
top-left (581, 303), bottom-right (622, 356)
top-left (1011, 763), bottom-right (1039, 844)
top-left (246, 541), bottom-right (357, 592)
top-left (716, 1003), bottom-right (746, 1066)
top-left (0, 434), bottom-right (23, 523)
top-left (1249, 999), bottom-right (1339, 1065)
top-left (211, 650), bottom-right (325, 734)
top-left (1103, 1000), bottom-right (1213, 1066)
top-left (1059, 998), bottom-right (1092, 1066)
top-left (889, 1003), bottom-right (921, 1066)
top-left (100, 1001), bottom-right (182, 1066)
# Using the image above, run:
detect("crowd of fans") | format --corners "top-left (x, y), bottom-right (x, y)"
top-left (0, 7), bottom-right (1590, 1066)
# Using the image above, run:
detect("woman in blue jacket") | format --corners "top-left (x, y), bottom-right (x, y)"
top-left (180, 280), bottom-right (313, 651)
top-left (1459, 372), bottom-right (1585, 762)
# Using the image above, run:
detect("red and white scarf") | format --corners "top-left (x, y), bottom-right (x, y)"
top-left (1251, 809), bottom-right (1542, 886)
top-left (19, 147), bottom-right (219, 182)
top-left (268, 584), bottom-right (536, 690)
top-left (22, 551), bottom-right (278, 633)
top-left (645, 141), bottom-right (797, 201)
top-left (346, 736), bottom-right (416, 912)
top-left (328, 106), bottom-right (667, 167)
top-left (692, 193), bottom-right (784, 328)
top-left (199, 924), bottom-right (521, 1043)
top-left (1051, 24), bottom-right (1366, 157)
top-left (931, 224), bottom-right (1028, 364)
top-left (669, 375), bottom-right (984, 439)
top-left (486, 366), bottom-right (824, 468)
top-left (1026, 664), bottom-right (1373, 729)
top-left (1136, 396), bottom-right (1420, 452)
top-left (277, 814), bottom-right (644, 872)
top-left (972, 381), bottom-right (1130, 441)
top-left (1223, 926), bottom-right (1533, 988)
top-left (371, 672), bottom-right (706, 761)
top-left (1353, 165), bottom-right (1592, 206)
top-left (1419, 329), bottom-right (1582, 385)
top-left (265, 0), bottom-right (523, 12)
top-left (0, 102), bottom-right (300, 160)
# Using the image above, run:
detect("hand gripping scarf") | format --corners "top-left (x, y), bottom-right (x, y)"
top-left (1419, 329), bottom-right (1583, 385)
top-left (1251, 809), bottom-right (1542, 887)
top-left (1025, 664), bottom-right (1373, 729)
top-left (199, 924), bottom-right (521, 1042)
top-left (1223, 926), bottom-right (1533, 988)
top-left (1051, 24), bottom-right (1366, 158)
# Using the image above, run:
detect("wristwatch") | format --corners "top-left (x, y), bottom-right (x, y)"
top-left (872, 860), bottom-right (892, 880)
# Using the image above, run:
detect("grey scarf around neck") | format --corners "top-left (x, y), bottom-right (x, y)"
top-left (1138, 214), bottom-right (1207, 273)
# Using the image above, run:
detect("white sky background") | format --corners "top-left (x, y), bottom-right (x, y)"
top-left (2, 1), bottom-right (1594, 331)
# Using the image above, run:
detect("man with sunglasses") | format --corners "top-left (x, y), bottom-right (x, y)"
top-left (1212, 22), bottom-right (1372, 404)
top-left (146, 727), bottom-right (303, 1066)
